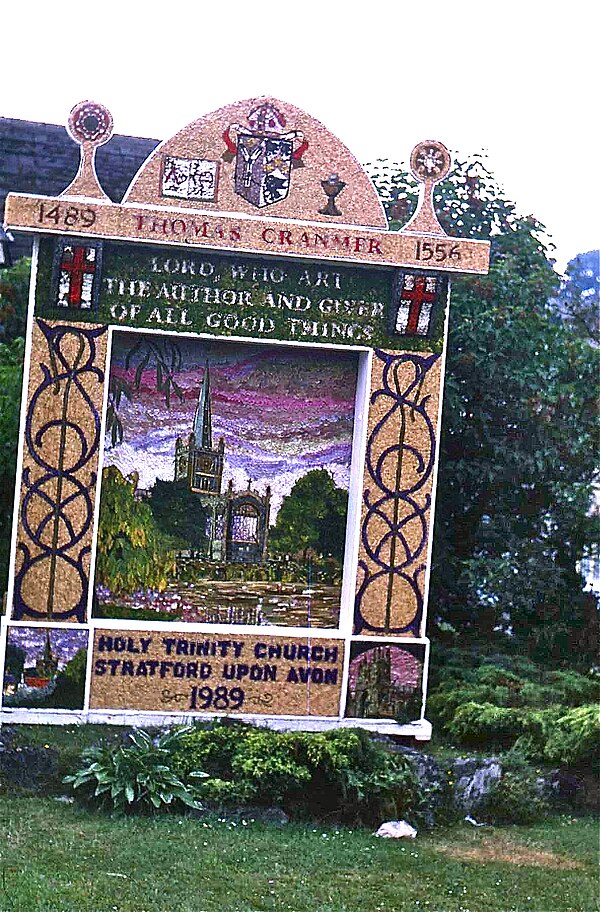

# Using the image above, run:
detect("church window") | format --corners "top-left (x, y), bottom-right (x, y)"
top-left (230, 504), bottom-right (259, 542)
top-left (194, 473), bottom-right (214, 491)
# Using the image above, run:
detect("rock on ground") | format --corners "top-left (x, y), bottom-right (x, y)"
top-left (374, 820), bottom-right (418, 839)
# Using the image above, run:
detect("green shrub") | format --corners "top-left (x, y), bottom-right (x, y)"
top-left (196, 776), bottom-right (255, 805)
top-left (480, 770), bottom-right (549, 824)
top-left (515, 673), bottom-right (599, 709)
top-left (445, 701), bottom-right (573, 758)
top-left (170, 722), bottom-right (419, 824)
top-left (479, 653), bottom-right (542, 680)
top-left (427, 648), bottom-right (482, 689)
top-left (512, 707), bottom-right (565, 761)
top-left (427, 685), bottom-right (517, 728)
top-left (171, 719), bottom-right (249, 778)
top-left (65, 728), bottom-right (206, 813)
top-left (231, 730), bottom-right (312, 802)
top-left (474, 666), bottom-right (525, 691)
top-left (468, 751), bottom-right (550, 825)
top-left (545, 672), bottom-right (600, 706)
top-left (544, 704), bottom-right (600, 771)
top-left (293, 728), bottom-right (418, 822)
top-left (446, 702), bottom-right (526, 749)
top-left (426, 651), bottom-right (600, 760)
top-left (518, 682), bottom-right (563, 707)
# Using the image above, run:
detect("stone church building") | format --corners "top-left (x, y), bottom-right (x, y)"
top-left (175, 364), bottom-right (271, 565)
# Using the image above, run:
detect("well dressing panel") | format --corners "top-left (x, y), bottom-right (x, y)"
top-left (2, 97), bottom-right (489, 733)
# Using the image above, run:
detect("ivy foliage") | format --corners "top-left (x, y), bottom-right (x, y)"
top-left (0, 337), bottom-right (24, 599)
top-left (368, 157), bottom-right (599, 662)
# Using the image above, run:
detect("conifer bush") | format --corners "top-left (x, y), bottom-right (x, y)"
top-left (544, 705), bottom-right (600, 772)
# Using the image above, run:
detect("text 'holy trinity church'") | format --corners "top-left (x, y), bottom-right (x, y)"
top-left (174, 364), bottom-right (271, 564)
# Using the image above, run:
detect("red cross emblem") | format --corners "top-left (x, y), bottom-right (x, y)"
top-left (395, 275), bottom-right (439, 336)
top-left (58, 245), bottom-right (97, 308)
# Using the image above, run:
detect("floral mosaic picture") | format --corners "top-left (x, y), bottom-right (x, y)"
top-left (3, 627), bottom-right (88, 710)
top-left (93, 330), bottom-right (359, 627)
top-left (345, 642), bottom-right (425, 722)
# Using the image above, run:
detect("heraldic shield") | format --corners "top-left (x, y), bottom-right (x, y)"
top-left (235, 133), bottom-right (293, 208)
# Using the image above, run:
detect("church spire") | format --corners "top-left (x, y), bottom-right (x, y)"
top-left (193, 362), bottom-right (213, 448)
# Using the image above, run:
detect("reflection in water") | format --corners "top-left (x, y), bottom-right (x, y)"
top-left (96, 580), bottom-right (341, 628)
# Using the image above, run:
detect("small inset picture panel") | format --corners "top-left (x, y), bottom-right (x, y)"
top-left (162, 157), bottom-right (219, 202)
top-left (89, 629), bottom-right (344, 716)
top-left (2, 626), bottom-right (88, 710)
top-left (51, 238), bottom-right (103, 311)
top-left (345, 641), bottom-right (425, 723)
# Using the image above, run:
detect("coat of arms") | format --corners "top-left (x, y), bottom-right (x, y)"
top-left (222, 103), bottom-right (308, 208)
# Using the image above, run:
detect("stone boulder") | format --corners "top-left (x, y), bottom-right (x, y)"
top-left (451, 757), bottom-right (502, 813)
top-left (389, 744), bottom-right (505, 820)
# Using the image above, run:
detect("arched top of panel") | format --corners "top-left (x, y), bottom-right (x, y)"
top-left (122, 96), bottom-right (388, 228)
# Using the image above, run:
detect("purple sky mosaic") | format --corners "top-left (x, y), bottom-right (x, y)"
top-left (104, 332), bottom-right (359, 518)
top-left (6, 627), bottom-right (88, 670)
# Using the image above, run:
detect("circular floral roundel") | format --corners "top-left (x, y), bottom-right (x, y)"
top-left (68, 101), bottom-right (113, 146)
top-left (410, 140), bottom-right (451, 183)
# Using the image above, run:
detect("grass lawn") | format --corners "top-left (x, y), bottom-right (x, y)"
top-left (0, 797), bottom-right (597, 912)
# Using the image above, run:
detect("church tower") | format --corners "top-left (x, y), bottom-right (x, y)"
top-left (175, 363), bottom-right (224, 495)
top-left (193, 359), bottom-right (214, 450)
top-left (173, 359), bottom-right (270, 565)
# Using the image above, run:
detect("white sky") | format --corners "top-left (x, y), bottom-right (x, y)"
top-left (2, 0), bottom-right (597, 273)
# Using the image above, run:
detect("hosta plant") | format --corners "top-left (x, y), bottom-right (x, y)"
top-left (64, 727), bottom-right (207, 813)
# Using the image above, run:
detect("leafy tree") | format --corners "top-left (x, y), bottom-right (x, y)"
top-left (0, 337), bottom-right (24, 599)
top-left (5, 642), bottom-right (26, 681)
top-left (269, 469), bottom-right (348, 562)
top-left (0, 257), bottom-right (30, 343)
top-left (369, 158), bottom-right (599, 663)
top-left (49, 648), bottom-right (87, 709)
top-left (148, 479), bottom-right (209, 554)
top-left (95, 465), bottom-right (176, 595)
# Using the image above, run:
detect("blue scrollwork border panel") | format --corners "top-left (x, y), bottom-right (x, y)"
top-left (12, 319), bottom-right (108, 622)
top-left (354, 349), bottom-right (442, 636)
